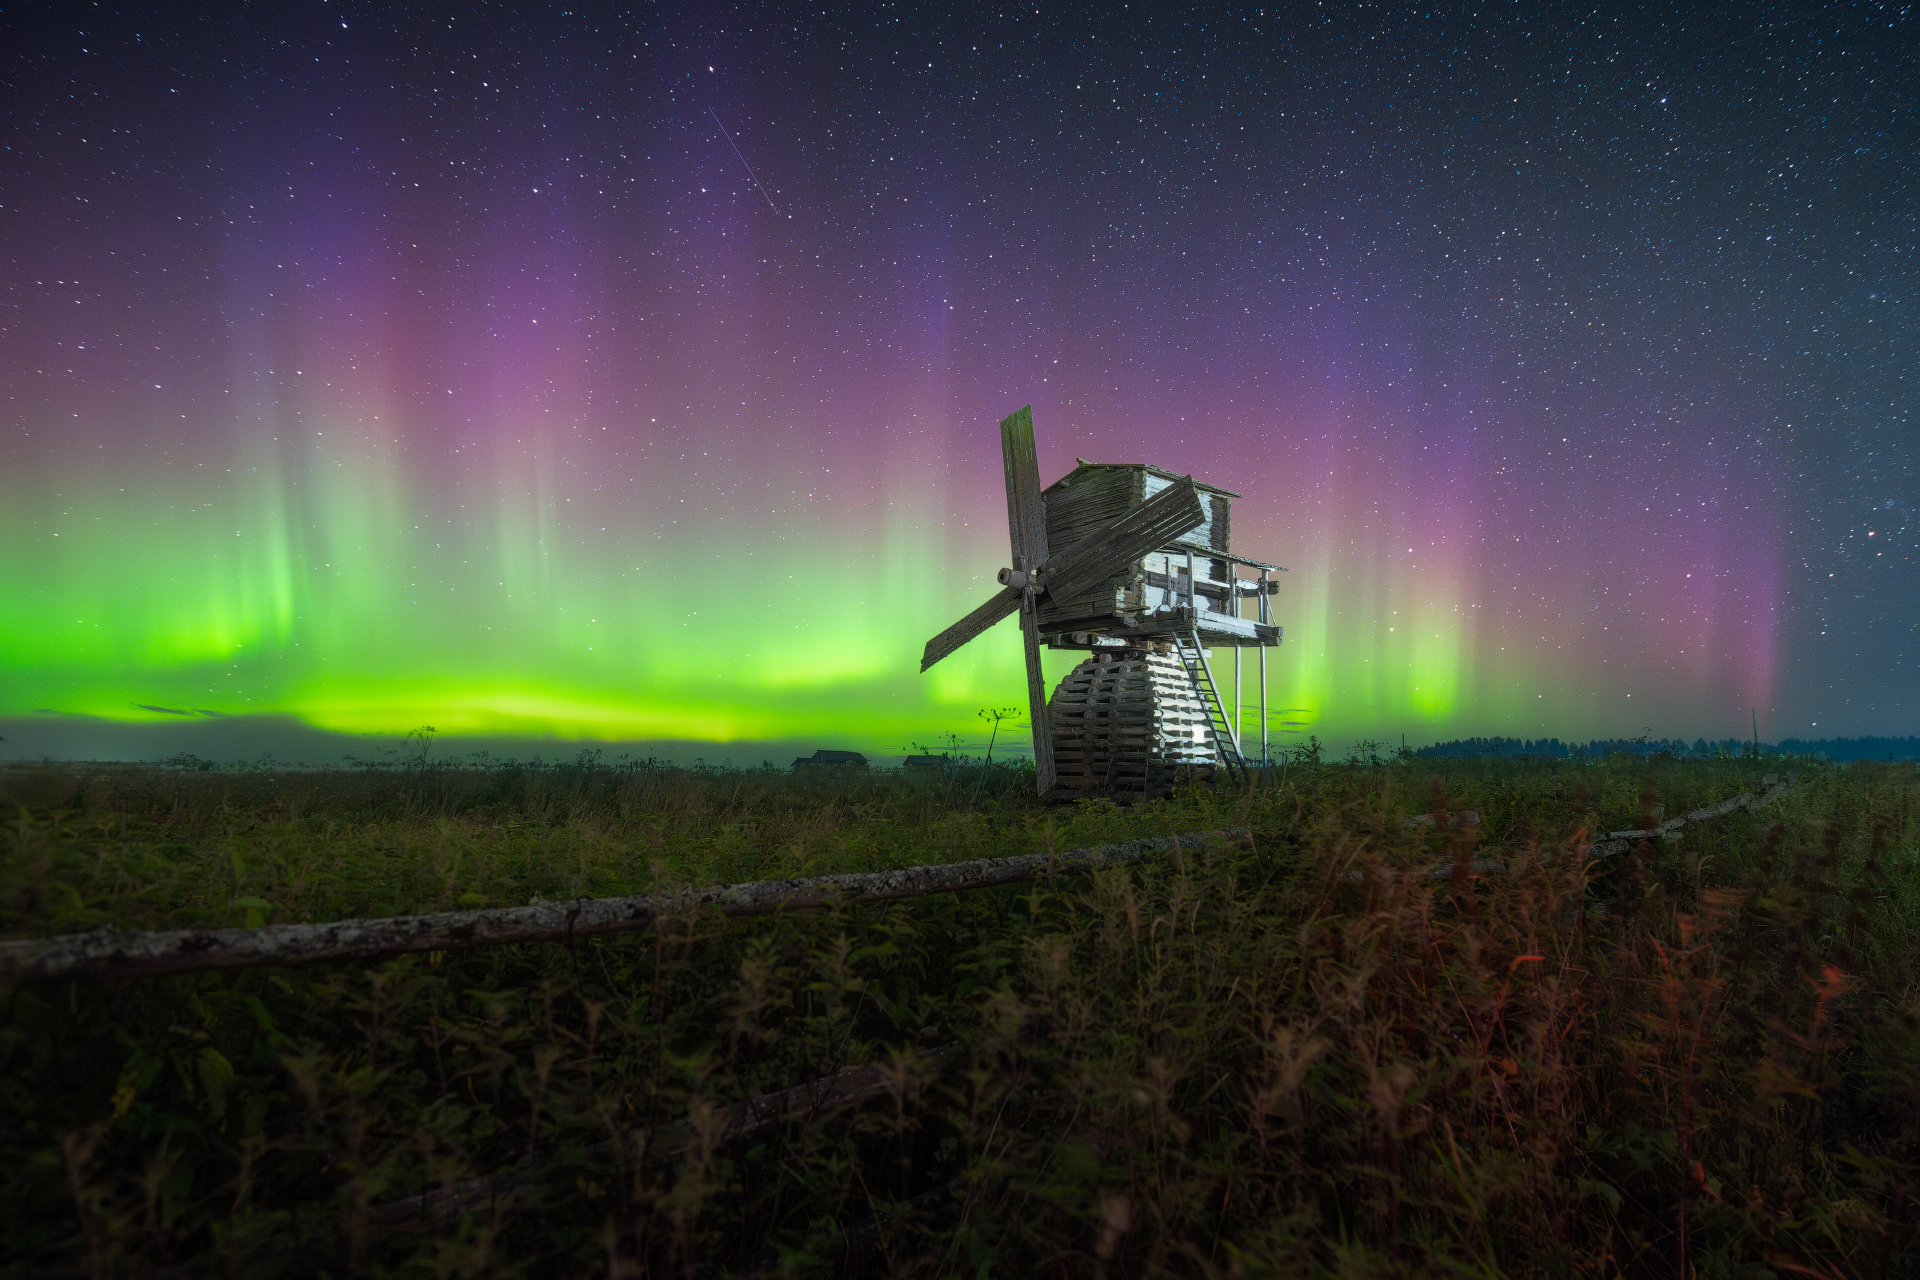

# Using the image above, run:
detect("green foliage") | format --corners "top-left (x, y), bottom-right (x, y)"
top-left (2, 756), bottom-right (1917, 1276)
top-left (0, 757), bottom-right (1128, 933)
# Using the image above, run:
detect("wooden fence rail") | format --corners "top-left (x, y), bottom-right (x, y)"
top-left (1351, 773), bottom-right (1804, 882)
top-left (4, 775), bottom-right (1806, 984)
top-left (1, 828), bottom-right (1250, 985)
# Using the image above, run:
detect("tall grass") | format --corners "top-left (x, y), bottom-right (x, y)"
top-left (2, 755), bottom-right (1915, 1276)
top-left (0, 757), bottom-right (1107, 933)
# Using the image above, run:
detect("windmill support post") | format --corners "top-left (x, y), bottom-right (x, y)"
top-left (1233, 623), bottom-right (1243, 744)
top-left (1258, 567), bottom-right (1271, 766)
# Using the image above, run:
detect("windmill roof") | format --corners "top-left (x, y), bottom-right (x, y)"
top-left (1044, 461), bottom-right (1243, 500)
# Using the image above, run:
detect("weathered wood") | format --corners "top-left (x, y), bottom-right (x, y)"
top-left (1046, 463), bottom-right (1238, 557)
top-left (922, 414), bottom-right (1282, 789)
top-left (1034, 586), bottom-right (1127, 630)
top-left (1210, 493), bottom-right (1230, 554)
top-left (0, 828), bottom-right (1248, 984)
top-left (1000, 406), bottom-right (1049, 576)
top-left (1044, 478), bottom-right (1206, 605)
top-left (920, 584), bottom-right (1022, 672)
top-left (1404, 810), bottom-right (1481, 828)
top-left (1140, 471), bottom-right (1225, 553)
top-left (1046, 651), bottom-right (1217, 800)
top-left (1021, 594), bottom-right (1058, 797)
top-left (1341, 777), bottom-right (1803, 883)
top-left (1138, 568), bottom-right (1278, 603)
top-left (919, 409), bottom-right (1049, 675)
top-left (1043, 466), bottom-right (1133, 551)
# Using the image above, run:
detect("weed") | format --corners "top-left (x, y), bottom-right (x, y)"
top-left (0, 755), bottom-right (1915, 1276)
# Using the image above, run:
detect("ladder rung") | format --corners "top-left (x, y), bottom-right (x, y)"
top-left (1174, 630), bottom-right (1246, 781)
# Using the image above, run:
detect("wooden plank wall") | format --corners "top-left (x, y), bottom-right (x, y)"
top-left (1044, 467), bottom-right (1134, 552)
top-left (1040, 465), bottom-right (1251, 635)
top-left (1138, 472), bottom-right (1228, 553)
top-left (1049, 465), bottom-right (1231, 556)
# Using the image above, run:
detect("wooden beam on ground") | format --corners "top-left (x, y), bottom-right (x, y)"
top-left (1, 828), bottom-right (1251, 984)
top-left (1341, 776), bottom-right (1803, 883)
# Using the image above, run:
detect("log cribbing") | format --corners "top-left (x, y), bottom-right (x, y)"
top-left (0, 827), bottom-right (1250, 984)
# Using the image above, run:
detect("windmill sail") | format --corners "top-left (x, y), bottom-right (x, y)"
top-left (1043, 478), bottom-right (1205, 604)
top-left (922, 475), bottom-right (1205, 673)
top-left (920, 585), bottom-right (1022, 673)
top-left (996, 408), bottom-right (1056, 794)
top-left (1001, 406), bottom-right (1049, 573)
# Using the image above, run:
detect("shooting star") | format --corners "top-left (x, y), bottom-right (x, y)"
top-left (709, 109), bottom-right (783, 216)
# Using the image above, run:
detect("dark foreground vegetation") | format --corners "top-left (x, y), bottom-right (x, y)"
top-left (2, 753), bottom-right (1917, 1278)
top-left (1412, 735), bottom-right (1920, 763)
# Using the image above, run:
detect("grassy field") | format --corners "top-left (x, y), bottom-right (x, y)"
top-left (1, 753), bottom-right (1916, 1277)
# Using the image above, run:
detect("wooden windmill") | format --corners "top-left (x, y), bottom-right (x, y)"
top-left (921, 407), bottom-right (1284, 799)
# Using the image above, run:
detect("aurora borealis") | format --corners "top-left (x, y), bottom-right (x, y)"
top-left (4, 2), bottom-right (1915, 760)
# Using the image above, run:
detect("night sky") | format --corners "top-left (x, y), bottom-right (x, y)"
top-left (3, 1), bottom-right (1914, 760)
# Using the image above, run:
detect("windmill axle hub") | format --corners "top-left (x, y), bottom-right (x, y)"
top-left (996, 567), bottom-right (1034, 589)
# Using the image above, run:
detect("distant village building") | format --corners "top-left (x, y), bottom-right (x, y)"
top-left (791, 750), bottom-right (868, 769)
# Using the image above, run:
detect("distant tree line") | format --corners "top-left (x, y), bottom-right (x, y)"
top-left (1410, 735), bottom-right (1920, 762)
top-left (1767, 736), bottom-right (1920, 761)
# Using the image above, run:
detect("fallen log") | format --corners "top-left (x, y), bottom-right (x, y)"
top-left (1404, 809), bottom-right (1481, 828)
top-left (1343, 775), bottom-right (1803, 883)
top-left (0, 827), bottom-right (1250, 984)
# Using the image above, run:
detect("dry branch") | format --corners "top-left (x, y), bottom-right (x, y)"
top-left (1346, 775), bottom-right (1803, 882)
top-left (1, 828), bottom-right (1249, 984)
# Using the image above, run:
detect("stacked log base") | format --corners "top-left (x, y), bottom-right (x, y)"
top-left (1047, 651), bottom-right (1217, 800)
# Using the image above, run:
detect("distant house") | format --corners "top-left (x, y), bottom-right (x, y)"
top-left (791, 750), bottom-right (869, 769)
top-left (902, 754), bottom-right (951, 772)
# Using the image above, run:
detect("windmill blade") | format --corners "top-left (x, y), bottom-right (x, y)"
top-left (919, 585), bottom-right (1022, 672)
top-left (1042, 477), bottom-right (1207, 604)
top-left (1000, 406), bottom-right (1049, 572)
top-left (1019, 594), bottom-right (1058, 796)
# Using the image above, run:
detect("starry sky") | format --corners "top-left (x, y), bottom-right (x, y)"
top-left (2, 0), bottom-right (1914, 761)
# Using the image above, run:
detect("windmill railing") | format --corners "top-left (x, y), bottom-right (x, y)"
top-left (1139, 568), bottom-right (1279, 606)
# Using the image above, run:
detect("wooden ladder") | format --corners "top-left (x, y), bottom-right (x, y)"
top-left (1175, 631), bottom-right (1248, 785)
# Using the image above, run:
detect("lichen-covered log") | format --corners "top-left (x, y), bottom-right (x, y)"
top-left (1345, 777), bottom-right (1802, 883)
top-left (0, 828), bottom-right (1249, 984)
